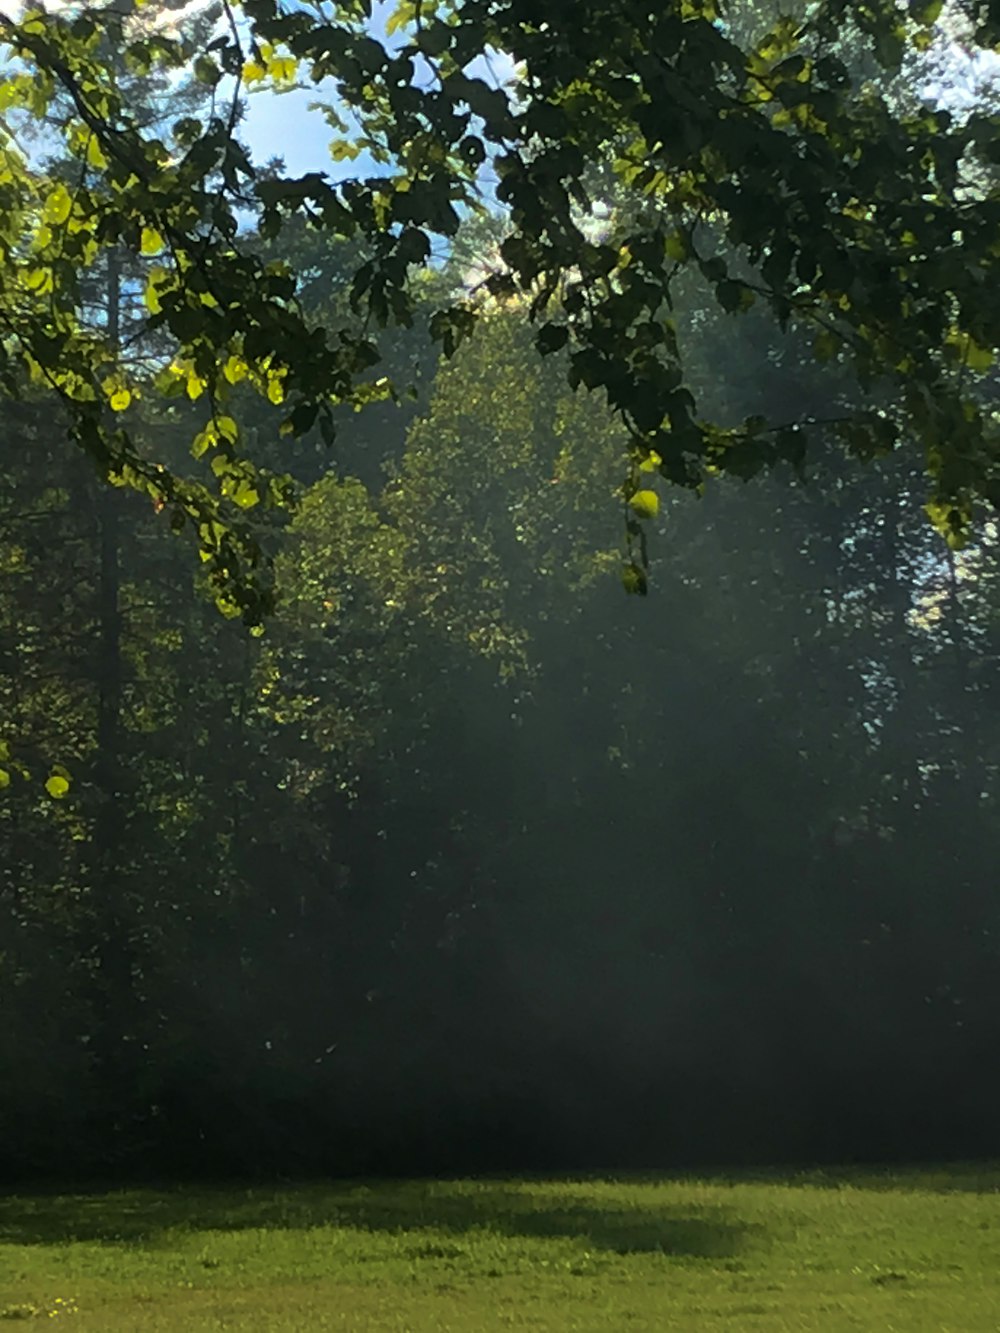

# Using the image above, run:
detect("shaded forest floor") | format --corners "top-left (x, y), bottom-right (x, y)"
top-left (2, 1165), bottom-right (999, 1329)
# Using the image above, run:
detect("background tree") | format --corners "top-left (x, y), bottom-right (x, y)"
top-left (2, 0), bottom-right (1000, 1182)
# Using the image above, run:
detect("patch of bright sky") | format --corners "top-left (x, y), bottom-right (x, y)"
top-left (236, 0), bottom-right (517, 178)
top-left (240, 56), bottom-right (516, 178)
top-left (920, 39), bottom-right (1000, 113)
top-left (0, 0), bottom-right (516, 180)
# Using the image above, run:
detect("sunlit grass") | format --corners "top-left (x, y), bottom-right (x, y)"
top-left (2, 1164), bottom-right (1000, 1329)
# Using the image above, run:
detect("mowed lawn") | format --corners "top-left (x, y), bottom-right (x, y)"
top-left (2, 1165), bottom-right (1000, 1330)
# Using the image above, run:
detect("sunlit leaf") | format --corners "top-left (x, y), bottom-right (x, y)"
top-left (24, 267), bottom-right (54, 294)
top-left (43, 183), bottom-right (72, 225)
top-left (330, 139), bottom-right (363, 162)
top-left (223, 356), bottom-right (248, 385)
top-left (86, 136), bottom-right (108, 169)
top-left (266, 54), bottom-right (297, 81)
top-left (192, 427), bottom-right (213, 458)
top-left (629, 489), bottom-right (660, 519)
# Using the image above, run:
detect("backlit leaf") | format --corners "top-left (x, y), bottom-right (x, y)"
top-left (86, 136), bottom-right (108, 169)
top-left (43, 183), bottom-right (72, 225)
top-left (223, 356), bottom-right (248, 384)
top-left (266, 54), bottom-right (297, 81)
top-left (629, 489), bottom-right (660, 520)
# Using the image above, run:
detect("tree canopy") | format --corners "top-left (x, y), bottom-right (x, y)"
top-left (1, 0), bottom-right (1000, 617)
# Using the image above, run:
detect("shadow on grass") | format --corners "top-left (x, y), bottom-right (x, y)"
top-left (5, 1160), bottom-right (994, 1255)
top-left (0, 1179), bottom-right (759, 1261)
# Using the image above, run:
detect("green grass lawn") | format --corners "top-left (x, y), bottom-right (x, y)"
top-left (2, 1164), bottom-right (1000, 1329)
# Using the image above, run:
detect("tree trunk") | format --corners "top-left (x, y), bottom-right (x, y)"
top-left (88, 248), bottom-right (140, 1133)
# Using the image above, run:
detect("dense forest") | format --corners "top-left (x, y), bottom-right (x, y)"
top-left (2, 0), bottom-right (1000, 1181)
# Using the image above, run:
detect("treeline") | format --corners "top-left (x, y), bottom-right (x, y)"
top-left (2, 213), bottom-right (1000, 1179)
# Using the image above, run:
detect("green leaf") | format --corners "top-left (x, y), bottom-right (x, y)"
top-left (717, 281), bottom-right (754, 313)
top-left (814, 329), bottom-right (839, 361)
top-left (629, 489), bottom-right (660, 520)
top-left (194, 55), bottom-right (220, 85)
top-left (966, 340), bottom-right (993, 372)
top-left (945, 330), bottom-right (993, 371)
top-left (43, 183), bottom-right (72, 225)
top-left (140, 227), bottom-right (165, 256)
top-left (192, 427), bottom-right (213, 459)
top-left (266, 54), bottom-right (297, 81)
top-left (330, 139), bottom-right (362, 162)
top-left (924, 500), bottom-right (970, 549)
top-left (909, 0), bottom-right (943, 24)
top-left (536, 323), bottom-right (569, 355)
top-left (44, 774), bottom-right (70, 798)
top-left (24, 267), bottom-right (54, 294)
top-left (622, 562), bottom-right (648, 595)
top-left (222, 356), bottom-right (248, 385)
top-left (0, 768), bottom-right (10, 789)
top-left (386, 1), bottom-right (416, 36)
